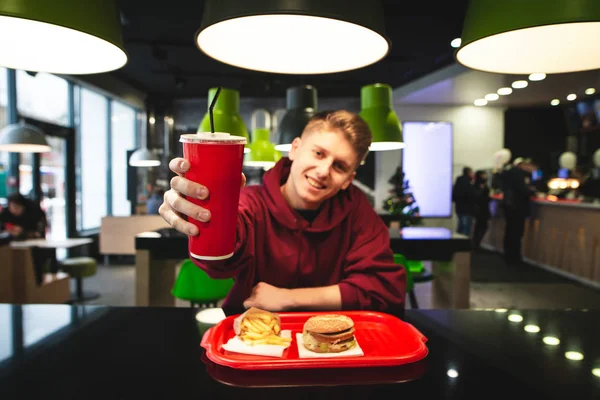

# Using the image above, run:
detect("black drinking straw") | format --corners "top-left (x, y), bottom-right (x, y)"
top-left (209, 86), bottom-right (222, 134)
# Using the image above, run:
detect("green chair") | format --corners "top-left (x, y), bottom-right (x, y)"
top-left (394, 254), bottom-right (415, 309)
top-left (60, 257), bottom-right (99, 303)
top-left (394, 254), bottom-right (434, 309)
top-left (171, 259), bottom-right (234, 308)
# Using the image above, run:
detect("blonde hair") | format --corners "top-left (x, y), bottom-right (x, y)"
top-left (302, 110), bottom-right (372, 167)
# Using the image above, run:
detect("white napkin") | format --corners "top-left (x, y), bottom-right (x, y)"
top-left (295, 333), bottom-right (365, 358)
top-left (221, 330), bottom-right (292, 358)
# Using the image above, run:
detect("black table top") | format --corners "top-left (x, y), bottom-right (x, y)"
top-left (388, 227), bottom-right (471, 260)
top-left (136, 226), bottom-right (472, 261)
top-left (0, 305), bottom-right (598, 400)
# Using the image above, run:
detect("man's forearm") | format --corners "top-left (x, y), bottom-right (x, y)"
top-left (287, 285), bottom-right (343, 310)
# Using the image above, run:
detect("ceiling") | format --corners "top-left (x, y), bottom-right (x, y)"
top-left (394, 64), bottom-right (600, 108)
top-left (110, 0), bottom-right (469, 100)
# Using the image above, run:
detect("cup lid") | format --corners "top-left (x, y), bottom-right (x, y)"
top-left (179, 132), bottom-right (247, 144)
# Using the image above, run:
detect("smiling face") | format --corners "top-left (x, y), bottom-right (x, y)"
top-left (281, 129), bottom-right (359, 210)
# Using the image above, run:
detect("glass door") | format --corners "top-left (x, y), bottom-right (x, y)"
top-left (40, 136), bottom-right (66, 243)
top-left (21, 117), bottom-right (75, 260)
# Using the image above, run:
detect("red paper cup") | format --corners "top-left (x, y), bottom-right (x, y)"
top-left (180, 132), bottom-right (246, 260)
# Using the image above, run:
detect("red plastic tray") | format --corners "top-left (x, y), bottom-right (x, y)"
top-left (200, 311), bottom-right (428, 370)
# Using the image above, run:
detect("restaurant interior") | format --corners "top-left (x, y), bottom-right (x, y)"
top-left (0, 1), bottom-right (599, 398)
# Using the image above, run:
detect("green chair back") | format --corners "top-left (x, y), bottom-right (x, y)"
top-left (405, 259), bottom-right (425, 274)
top-left (393, 253), bottom-right (413, 293)
top-left (171, 259), bottom-right (234, 303)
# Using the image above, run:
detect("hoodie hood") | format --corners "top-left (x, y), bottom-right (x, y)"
top-left (261, 158), bottom-right (358, 232)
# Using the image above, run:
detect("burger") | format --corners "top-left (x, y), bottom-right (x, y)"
top-left (302, 314), bottom-right (356, 353)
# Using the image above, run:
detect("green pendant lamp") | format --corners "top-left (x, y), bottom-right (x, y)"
top-left (359, 84), bottom-right (404, 151)
top-left (245, 128), bottom-right (282, 170)
top-left (199, 87), bottom-right (250, 153)
top-left (456, 0), bottom-right (600, 74)
top-left (275, 85), bottom-right (318, 152)
top-left (0, 122), bottom-right (51, 153)
top-left (0, 0), bottom-right (127, 74)
top-left (195, 0), bottom-right (390, 74)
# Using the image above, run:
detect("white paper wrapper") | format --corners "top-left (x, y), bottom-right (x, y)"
top-left (295, 333), bottom-right (365, 358)
top-left (221, 330), bottom-right (292, 358)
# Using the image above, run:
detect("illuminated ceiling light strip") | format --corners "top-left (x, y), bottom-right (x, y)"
top-left (456, 0), bottom-right (600, 74)
top-left (524, 325), bottom-right (541, 333)
top-left (195, 0), bottom-right (390, 74)
top-left (542, 336), bottom-right (560, 346)
top-left (451, 38), bottom-right (462, 48)
top-left (528, 73), bottom-right (546, 81)
top-left (565, 351), bottom-right (584, 361)
top-left (508, 314), bottom-right (523, 322)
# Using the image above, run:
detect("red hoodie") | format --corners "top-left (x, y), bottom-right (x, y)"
top-left (191, 158), bottom-right (406, 313)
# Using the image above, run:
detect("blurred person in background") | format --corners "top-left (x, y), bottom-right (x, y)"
top-left (472, 170), bottom-right (491, 250)
top-left (501, 158), bottom-right (536, 264)
top-left (452, 167), bottom-right (476, 236)
top-left (146, 187), bottom-right (165, 215)
top-left (0, 192), bottom-right (47, 240)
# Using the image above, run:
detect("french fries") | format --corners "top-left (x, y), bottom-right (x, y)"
top-left (238, 310), bottom-right (291, 346)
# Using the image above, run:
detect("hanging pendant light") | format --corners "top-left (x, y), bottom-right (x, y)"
top-left (275, 85), bottom-right (318, 152)
top-left (0, 122), bottom-right (51, 153)
top-left (195, 0), bottom-right (390, 74)
top-left (359, 83), bottom-right (404, 151)
top-left (129, 148), bottom-right (160, 167)
top-left (456, 0), bottom-right (600, 74)
top-left (199, 87), bottom-right (250, 153)
top-left (0, 0), bottom-right (127, 74)
top-left (245, 128), bottom-right (282, 170)
top-left (130, 115), bottom-right (160, 167)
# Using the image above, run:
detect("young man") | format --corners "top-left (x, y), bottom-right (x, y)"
top-left (160, 110), bottom-right (406, 315)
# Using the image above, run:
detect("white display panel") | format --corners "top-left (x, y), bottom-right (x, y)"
top-left (401, 121), bottom-right (453, 218)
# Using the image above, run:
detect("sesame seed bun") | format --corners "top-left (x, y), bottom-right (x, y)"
top-left (303, 314), bottom-right (354, 334)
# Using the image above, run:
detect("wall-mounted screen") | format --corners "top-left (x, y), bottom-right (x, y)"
top-left (401, 121), bottom-right (453, 218)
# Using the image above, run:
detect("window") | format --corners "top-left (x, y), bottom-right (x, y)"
top-left (41, 136), bottom-right (67, 242)
top-left (18, 152), bottom-right (33, 196)
top-left (78, 88), bottom-right (107, 231)
top-left (0, 67), bottom-right (8, 202)
top-left (16, 71), bottom-right (68, 126)
top-left (0, 306), bottom-right (11, 363)
top-left (111, 101), bottom-right (136, 216)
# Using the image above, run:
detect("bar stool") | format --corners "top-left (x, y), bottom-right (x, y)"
top-left (60, 257), bottom-right (100, 302)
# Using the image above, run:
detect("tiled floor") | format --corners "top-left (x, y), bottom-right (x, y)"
top-left (79, 250), bottom-right (600, 310)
